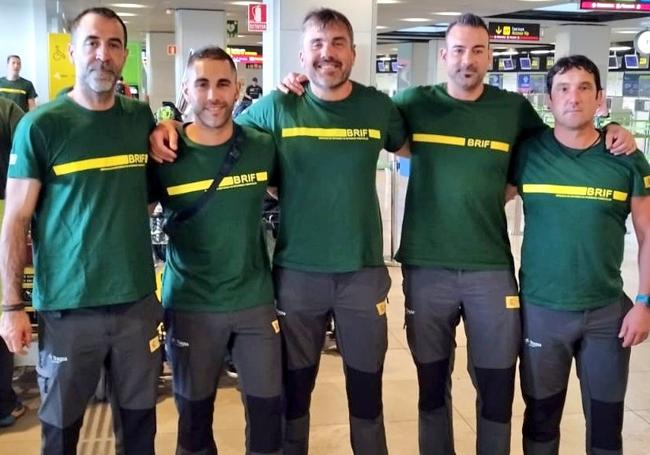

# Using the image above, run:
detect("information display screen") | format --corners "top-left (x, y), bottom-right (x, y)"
top-left (580, 1), bottom-right (650, 12)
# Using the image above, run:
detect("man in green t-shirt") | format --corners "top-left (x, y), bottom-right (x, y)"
top-left (511, 55), bottom-right (650, 455)
top-left (0, 55), bottom-right (37, 112)
top-left (0, 98), bottom-right (25, 428)
top-left (149, 46), bottom-right (282, 455)
top-left (150, 9), bottom-right (407, 455)
top-left (276, 12), bottom-right (635, 455)
top-left (0, 8), bottom-right (161, 454)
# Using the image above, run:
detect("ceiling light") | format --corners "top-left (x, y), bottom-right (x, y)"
top-left (615, 30), bottom-right (641, 34)
top-left (432, 12), bottom-right (462, 16)
top-left (230, 1), bottom-right (258, 5)
top-left (401, 18), bottom-right (430, 22)
top-left (109, 3), bottom-right (147, 8)
top-left (610, 46), bottom-right (632, 51)
top-left (115, 12), bottom-right (136, 17)
top-left (377, 0), bottom-right (401, 3)
top-left (376, 25), bottom-right (388, 30)
top-left (530, 49), bottom-right (554, 54)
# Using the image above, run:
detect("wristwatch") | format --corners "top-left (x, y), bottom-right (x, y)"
top-left (635, 294), bottom-right (650, 308)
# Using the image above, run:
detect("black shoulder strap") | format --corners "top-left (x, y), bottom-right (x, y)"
top-left (163, 124), bottom-right (244, 236)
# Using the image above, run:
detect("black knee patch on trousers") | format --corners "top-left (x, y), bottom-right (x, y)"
top-left (42, 416), bottom-right (84, 455)
top-left (245, 394), bottom-right (282, 453)
top-left (415, 358), bottom-right (450, 412)
top-left (344, 364), bottom-right (383, 420)
top-left (119, 407), bottom-right (156, 455)
top-left (474, 366), bottom-right (516, 423)
top-left (590, 399), bottom-right (624, 451)
top-left (175, 393), bottom-right (217, 453)
top-left (284, 365), bottom-right (318, 420)
top-left (522, 390), bottom-right (567, 443)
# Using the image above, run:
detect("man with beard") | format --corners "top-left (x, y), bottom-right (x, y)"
top-left (149, 46), bottom-right (281, 455)
top-left (0, 8), bottom-right (161, 454)
top-left (150, 8), bottom-right (407, 455)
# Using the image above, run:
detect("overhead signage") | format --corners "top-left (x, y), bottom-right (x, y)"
top-left (580, 1), bottom-right (650, 12)
top-left (227, 47), bottom-right (263, 64)
top-left (489, 22), bottom-right (540, 42)
top-left (248, 3), bottom-right (267, 32)
top-left (166, 44), bottom-right (176, 56)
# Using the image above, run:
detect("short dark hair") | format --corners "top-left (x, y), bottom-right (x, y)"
top-left (546, 55), bottom-right (602, 96)
top-left (446, 13), bottom-right (489, 38)
top-left (186, 46), bottom-right (237, 74)
top-left (6, 55), bottom-right (20, 64)
top-left (302, 8), bottom-right (354, 45)
top-left (69, 7), bottom-right (128, 48)
top-left (252, 77), bottom-right (258, 82)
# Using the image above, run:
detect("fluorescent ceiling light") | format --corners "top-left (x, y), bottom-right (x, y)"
top-left (230, 1), bottom-right (258, 5)
top-left (376, 25), bottom-right (388, 30)
top-left (614, 30), bottom-right (641, 34)
top-left (110, 3), bottom-right (147, 8)
top-left (610, 46), bottom-right (632, 51)
top-left (432, 12), bottom-right (462, 16)
top-left (116, 12), bottom-right (137, 17)
top-left (401, 18), bottom-right (431, 22)
top-left (530, 49), bottom-right (554, 54)
top-left (377, 0), bottom-right (402, 3)
top-left (397, 26), bottom-right (448, 33)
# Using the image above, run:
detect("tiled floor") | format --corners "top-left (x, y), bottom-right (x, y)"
top-left (1, 203), bottom-right (650, 454)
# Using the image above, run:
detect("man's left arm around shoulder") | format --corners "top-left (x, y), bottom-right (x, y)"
top-left (619, 195), bottom-right (650, 347)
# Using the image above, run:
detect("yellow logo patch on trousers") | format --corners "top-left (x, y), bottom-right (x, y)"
top-left (376, 300), bottom-right (387, 316)
top-left (505, 296), bottom-right (520, 309)
top-left (149, 335), bottom-right (161, 353)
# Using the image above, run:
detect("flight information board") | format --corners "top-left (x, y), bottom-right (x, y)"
top-left (580, 1), bottom-right (650, 12)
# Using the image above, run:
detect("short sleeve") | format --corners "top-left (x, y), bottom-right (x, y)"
top-left (516, 98), bottom-right (547, 143)
top-left (27, 81), bottom-right (37, 99)
top-left (146, 160), bottom-right (164, 204)
top-left (8, 116), bottom-right (47, 181)
top-left (383, 99), bottom-right (407, 152)
top-left (628, 151), bottom-right (650, 197)
top-left (235, 92), bottom-right (277, 134)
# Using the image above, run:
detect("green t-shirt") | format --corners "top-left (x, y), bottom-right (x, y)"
top-left (0, 77), bottom-right (37, 112)
top-left (8, 94), bottom-right (155, 310)
top-left (393, 83), bottom-right (545, 270)
top-left (0, 98), bottom-right (23, 198)
top-left (149, 124), bottom-right (275, 312)
top-left (511, 129), bottom-right (650, 311)
top-left (237, 82), bottom-right (407, 272)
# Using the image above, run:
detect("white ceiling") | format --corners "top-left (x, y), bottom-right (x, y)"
top-left (48, 0), bottom-right (650, 47)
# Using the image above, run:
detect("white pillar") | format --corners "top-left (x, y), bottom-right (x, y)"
top-left (554, 24), bottom-right (611, 92)
top-left (262, 0), bottom-right (377, 94)
top-left (174, 9), bottom-right (227, 101)
top-left (145, 32), bottom-right (175, 111)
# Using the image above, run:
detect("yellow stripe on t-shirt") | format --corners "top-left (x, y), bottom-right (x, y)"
top-left (53, 154), bottom-right (148, 176)
top-left (167, 179), bottom-right (213, 196)
top-left (0, 88), bottom-right (27, 95)
top-left (644, 175), bottom-right (650, 189)
top-left (523, 184), bottom-right (628, 202)
top-left (166, 172), bottom-right (269, 196)
top-left (490, 141), bottom-right (510, 152)
top-left (281, 127), bottom-right (381, 139)
top-left (412, 133), bottom-right (466, 147)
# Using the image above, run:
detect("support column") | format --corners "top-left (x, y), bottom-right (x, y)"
top-left (145, 32), bottom-right (175, 111)
top-left (554, 24), bottom-right (611, 92)
top-left (262, 0), bottom-right (377, 94)
top-left (174, 9), bottom-right (227, 101)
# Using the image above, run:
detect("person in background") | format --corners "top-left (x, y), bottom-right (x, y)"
top-left (0, 56), bottom-right (37, 112)
top-left (0, 97), bottom-right (25, 428)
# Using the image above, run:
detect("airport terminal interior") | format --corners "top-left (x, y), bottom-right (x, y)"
top-left (3, 0), bottom-right (650, 454)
